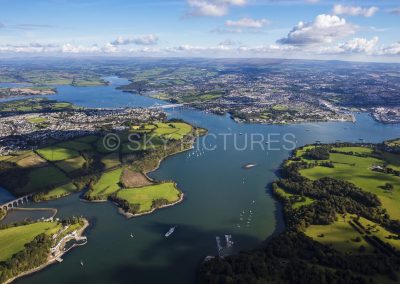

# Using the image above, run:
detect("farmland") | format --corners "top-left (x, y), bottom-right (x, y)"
top-left (0, 221), bottom-right (61, 262)
top-left (115, 182), bottom-right (181, 214)
top-left (0, 119), bottom-right (200, 219)
top-left (299, 149), bottom-right (400, 219)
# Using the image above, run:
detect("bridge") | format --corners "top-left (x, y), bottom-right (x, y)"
top-left (148, 103), bottom-right (185, 110)
top-left (1, 194), bottom-right (32, 212)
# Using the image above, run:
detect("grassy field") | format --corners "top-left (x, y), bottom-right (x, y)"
top-left (56, 140), bottom-right (92, 151)
top-left (305, 215), bottom-right (373, 254)
top-left (153, 122), bottom-right (192, 140)
top-left (299, 151), bottom-right (400, 220)
top-left (101, 152), bottom-right (121, 169)
top-left (306, 214), bottom-right (400, 254)
top-left (274, 186), bottom-right (314, 209)
top-left (15, 153), bottom-right (47, 168)
top-left (0, 98), bottom-right (74, 113)
top-left (332, 146), bottom-right (373, 155)
top-left (42, 183), bottom-right (78, 200)
top-left (89, 167), bottom-right (123, 199)
top-left (116, 182), bottom-right (180, 213)
top-left (0, 222), bottom-right (61, 262)
top-left (21, 166), bottom-right (70, 194)
top-left (36, 146), bottom-right (80, 161)
top-left (55, 156), bottom-right (86, 173)
top-left (0, 119), bottom-right (196, 205)
top-left (381, 152), bottom-right (400, 171)
top-left (74, 135), bottom-right (98, 143)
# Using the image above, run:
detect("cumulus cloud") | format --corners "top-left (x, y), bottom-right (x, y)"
top-left (111, 34), bottom-right (159, 46)
top-left (225, 17), bottom-right (269, 28)
top-left (380, 42), bottom-right (400, 55)
top-left (333, 5), bottom-right (379, 17)
top-left (186, 0), bottom-right (246, 17)
top-left (337, 37), bottom-right (379, 54)
top-left (277, 14), bottom-right (356, 45)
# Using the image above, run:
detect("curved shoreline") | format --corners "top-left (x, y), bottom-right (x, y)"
top-left (3, 219), bottom-right (89, 284)
top-left (116, 191), bottom-right (185, 219)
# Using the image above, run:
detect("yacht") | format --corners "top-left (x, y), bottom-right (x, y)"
top-left (165, 226), bottom-right (176, 237)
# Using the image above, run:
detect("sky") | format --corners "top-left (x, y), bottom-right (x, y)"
top-left (0, 0), bottom-right (399, 62)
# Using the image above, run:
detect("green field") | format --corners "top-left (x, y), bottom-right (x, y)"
top-left (274, 186), bottom-right (314, 209)
top-left (299, 151), bottom-right (400, 219)
top-left (306, 214), bottom-right (400, 254)
top-left (0, 119), bottom-right (196, 205)
top-left (55, 156), bottom-right (86, 173)
top-left (0, 98), bottom-right (75, 113)
top-left (152, 122), bottom-right (192, 140)
top-left (381, 152), bottom-right (400, 171)
top-left (305, 215), bottom-right (373, 253)
top-left (332, 146), bottom-right (373, 155)
top-left (36, 147), bottom-right (80, 161)
top-left (42, 183), bottom-right (78, 200)
top-left (0, 222), bottom-right (60, 262)
top-left (21, 166), bottom-right (70, 194)
top-left (116, 182), bottom-right (180, 213)
top-left (101, 152), bottom-right (121, 169)
top-left (56, 140), bottom-right (92, 151)
top-left (88, 168), bottom-right (123, 199)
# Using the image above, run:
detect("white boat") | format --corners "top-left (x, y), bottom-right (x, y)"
top-left (243, 163), bottom-right (256, 169)
top-left (165, 226), bottom-right (176, 237)
top-left (130, 233), bottom-right (134, 238)
top-left (80, 260), bottom-right (84, 266)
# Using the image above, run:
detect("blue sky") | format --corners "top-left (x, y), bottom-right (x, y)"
top-left (0, 0), bottom-right (399, 61)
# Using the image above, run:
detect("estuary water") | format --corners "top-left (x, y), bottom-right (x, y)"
top-left (1, 77), bottom-right (400, 284)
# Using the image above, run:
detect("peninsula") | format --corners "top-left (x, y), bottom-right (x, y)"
top-left (0, 217), bottom-right (88, 284)
top-left (200, 139), bottom-right (400, 283)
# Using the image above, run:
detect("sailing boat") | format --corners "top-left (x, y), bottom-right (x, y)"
top-left (80, 260), bottom-right (84, 266)
top-left (130, 233), bottom-right (134, 238)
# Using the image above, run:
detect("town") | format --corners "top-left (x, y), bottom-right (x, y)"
top-left (0, 99), bottom-right (165, 155)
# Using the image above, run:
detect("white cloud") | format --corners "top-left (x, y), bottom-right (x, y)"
top-left (111, 34), bottom-right (159, 46)
top-left (380, 42), bottom-right (400, 55)
top-left (278, 14), bottom-right (356, 45)
top-left (337, 37), bottom-right (379, 54)
top-left (186, 0), bottom-right (246, 17)
top-left (333, 5), bottom-right (379, 18)
top-left (225, 17), bottom-right (269, 28)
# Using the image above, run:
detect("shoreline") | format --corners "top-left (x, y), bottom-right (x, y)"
top-left (116, 191), bottom-right (185, 219)
top-left (112, 128), bottom-right (206, 217)
top-left (126, 89), bottom-right (358, 125)
top-left (3, 219), bottom-right (89, 284)
top-left (0, 207), bottom-right (58, 224)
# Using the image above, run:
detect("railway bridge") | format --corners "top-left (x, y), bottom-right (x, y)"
top-left (1, 194), bottom-right (32, 212)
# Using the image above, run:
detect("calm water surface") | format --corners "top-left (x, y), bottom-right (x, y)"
top-left (1, 77), bottom-right (399, 284)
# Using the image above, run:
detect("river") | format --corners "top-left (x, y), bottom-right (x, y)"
top-left (1, 77), bottom-right (400, 284)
